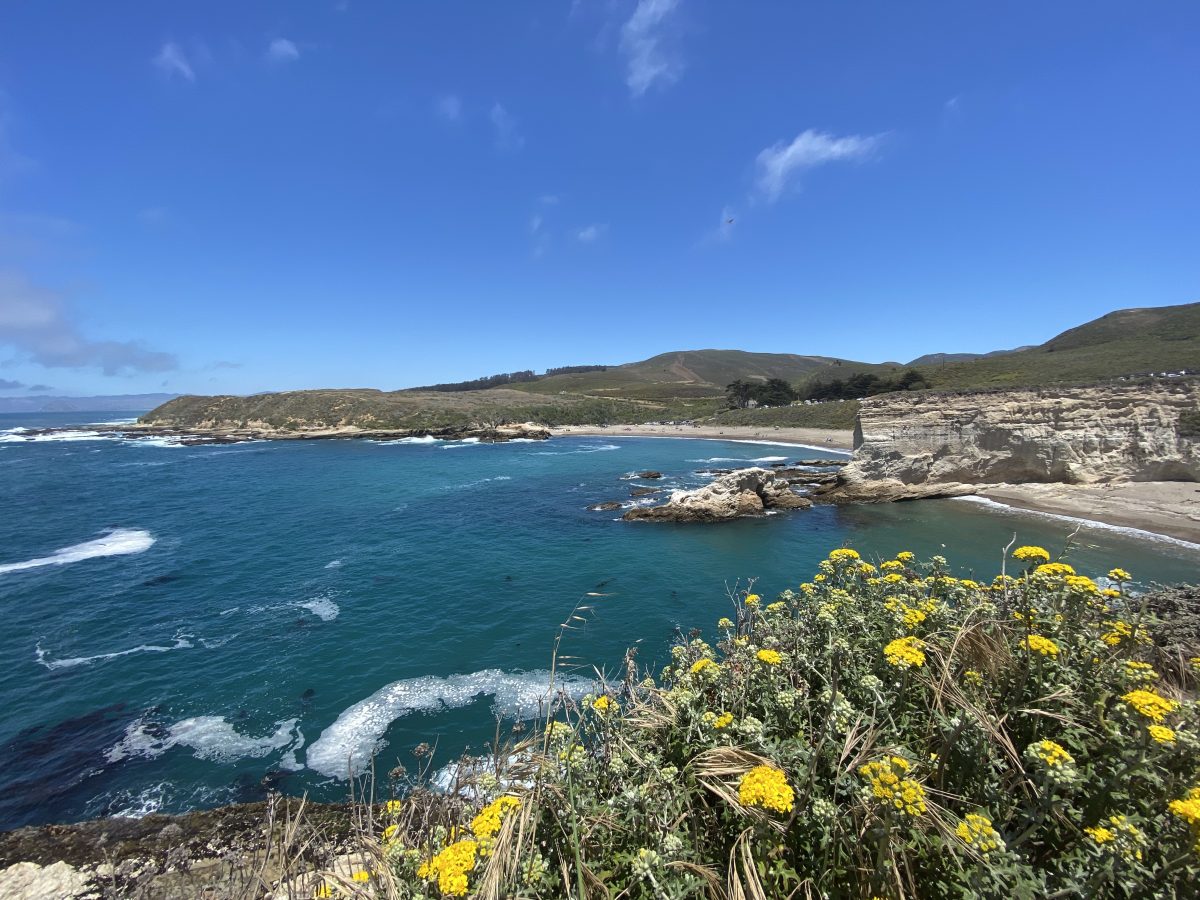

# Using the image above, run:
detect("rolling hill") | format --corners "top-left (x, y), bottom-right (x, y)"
top-left (140, 301), bottom-right (1198, 432)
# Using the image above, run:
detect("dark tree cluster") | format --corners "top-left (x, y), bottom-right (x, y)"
top-left (724, 378), bottom-right (799, 409)
top-left (544, 365), bottom-right (610, 376)
top-left (418, 371), bottom-right (539, 392)
top-left (801, 368), bottom-right (929, 401)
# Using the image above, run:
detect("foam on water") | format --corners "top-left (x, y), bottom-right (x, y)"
top-left (296, 593), bottom-right (341, 621)
top-left (307, 669), bottom-right (591, 778)
top-left (107, 714), bottom-right (302, 764)
top-left (687, 455), bottom-right (789, 464)
top-left (36, 632), bottom-right (194, 670)
top-left (952, 496), bottom-right (1200, 550)
top-left (0, 528), bottom-right (156, 575)
top-left (324, 559), bottom-right (344, 569)
top-left (371, 435), bottom-right (441, 445)
top-left (534, 443), bottom-right (621, 456)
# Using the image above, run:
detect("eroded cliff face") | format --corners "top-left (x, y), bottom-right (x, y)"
top-left (840, 382), bottom-right (1199, 490)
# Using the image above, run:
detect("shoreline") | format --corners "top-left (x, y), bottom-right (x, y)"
top-left (970, 482), bottom-right (1200, 547)
top-left (549, 424), bottom-right (854, 451)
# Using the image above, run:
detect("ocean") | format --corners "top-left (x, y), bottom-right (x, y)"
top-left (1, 411), bottom-right (1197, 830)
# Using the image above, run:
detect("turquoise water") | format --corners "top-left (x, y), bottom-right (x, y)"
top-left (1, 411), bottom-right (1197, 828)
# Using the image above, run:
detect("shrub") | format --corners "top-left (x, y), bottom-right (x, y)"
top-left (333, 548), bottom-right (1200, 899)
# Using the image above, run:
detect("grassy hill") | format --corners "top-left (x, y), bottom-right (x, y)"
top-left (141, 301), bottom-right (1198, 432)
top-left (920, 301), bottom-right (1199, 390)
top-left (508, 349), bottom-right (843, 401)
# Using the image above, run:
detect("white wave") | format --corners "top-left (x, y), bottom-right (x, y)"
top-left (952, 496), bottom-right (1200, 551)
top-left (86, 417), bottom-right (139, 426)
top-left (0, 528), bottom-right (155, 575)
top-left (534, 442), bottom-right (621, 456)
top-left (0, 429), bottom-right (107, 443)
top-left (106, 782), bottom-right (171, 818)
top-left (716, 439), bottom-right (851, 455)
top-left (450, 475), bottom-right (513, 489)
top-left (296, 594), bottom-right (341, 622)
top-left (325, 559), bottom-right (344, 569)
top-left (687, 455), bottom-right (789, 464)
top-left (219, 606), bottom-right (240, 616)
top-left (371, 435), bottom-right (442, 445)
top-left (107, 714), bottom-right (301, 764)
top-left (307, 669), bottom-right (591, 778)
top-left (36, 632), bottom-right (193, 670)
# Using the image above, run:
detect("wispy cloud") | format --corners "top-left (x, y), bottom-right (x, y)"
top-left (717, 206), bottom-right (736, 241)
top-left (0, 271), bottom-right (178, 375)
top-left (530, 214), bottom-right (543, 234)
top-left (755, 129), bottom-right (885, 202)
top-left (266, 38), bottom-right (301, 64)
top-left (944, 94), bottom-right (962, 114)
top-left (539, 194), bottom-right (560, 206)
top-left (0, 378), bottom-right (24, 390)
top-left (27, 383), bottom-right (52, 392)
top-left (436, 94), bottom-right (463, 122)
top-left (153, 41), bottom-right (196, 82)
top-left (490, 102), bottom-right (524, 151)
top-left (576, 223), bottom-right (607, 242)
top-left (620, 0), bottom-right (683, 97)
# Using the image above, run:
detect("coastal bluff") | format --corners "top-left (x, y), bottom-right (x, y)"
top-left (817, 381), bottom-right (1199, 503)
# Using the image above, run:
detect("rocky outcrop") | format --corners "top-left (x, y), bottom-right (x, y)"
top-left (814, 382), bottom-right (1199, 503)
top-left (623, 468), bottom-right (811, 522)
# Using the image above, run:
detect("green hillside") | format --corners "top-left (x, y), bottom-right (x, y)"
top-left (920, 301), bottom-right (1199, 390)
top-left (509, 349), bottom-right (844, 400)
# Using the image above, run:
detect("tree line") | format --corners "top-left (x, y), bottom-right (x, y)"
top-left (724, 369), bottom-right (930, 408)
top-left (416, 365), bottom-right (610, 393)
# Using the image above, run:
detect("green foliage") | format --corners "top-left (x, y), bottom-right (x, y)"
top-left (709, 400), bottom-right (861, 430)
top-left (1179, 410), bottom-right (1200, 439)
top-left (352, 549), bottom-right (1200, 899)
top-left (724, 377), bottom-right (799, 409)
top-left (802, 368), bottom-right (929, 401)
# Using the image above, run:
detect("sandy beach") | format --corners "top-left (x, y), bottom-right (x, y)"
top-left (549, 424), bottom-right (855, 452)
top-left (978, 481), bottom-right (1200, 545)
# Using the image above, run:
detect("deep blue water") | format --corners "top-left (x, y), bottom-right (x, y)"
top-left (1, 410), bottom-right (1197, 829)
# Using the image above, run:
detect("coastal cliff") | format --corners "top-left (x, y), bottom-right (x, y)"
top-left (817, 381), bottom-right (1199, 503)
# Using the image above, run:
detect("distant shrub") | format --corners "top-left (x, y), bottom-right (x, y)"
top-left (324, 549), bottom-right (1200, 898)
top-left (1179, 409), bottom-right (1200, 438)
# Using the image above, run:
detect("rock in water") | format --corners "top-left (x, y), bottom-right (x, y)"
top-left (623, 468), bottom-right (811, 523)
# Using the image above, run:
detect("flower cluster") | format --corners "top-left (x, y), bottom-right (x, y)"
top-left (756, 648), bottom-right (782, 666)
top-left (883, 635), bottom-right (926, 669)
top-left (738, 765), bottom-right (795, 815)
top-left (471, 795), bottom-right (520, 843)
top-left (1085, 815), bottom-right (1147, 863)
top-left (1024, 634), bottom-right (1060, 657)
top-left (1121, 689), bottom-right (1177, 723)
top-left (417, 839), bottom-right (478, 897)
top-left (955, 813), bottom-right (1004, 858)
top-left (1013, 546), bottom-right (1051, 563)
top-left (859, 756), bottom-right (927, 817)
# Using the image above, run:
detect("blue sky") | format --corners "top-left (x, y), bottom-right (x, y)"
top-left (0, 2), bottom-right (1197, 396)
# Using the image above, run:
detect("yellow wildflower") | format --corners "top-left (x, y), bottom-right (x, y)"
top-left (858, 562), bottom-right (877, 575)
top-left (471, 796), bottom-right (520, 841)
top-left (1086, 825), bottom-right (1115, 845)
top-left (717, 616), bottom-right (734, 629)
top-left (1013, 546), bottom-right (1050, 563)
top-left (1121, 689), bottom-right (1177, 722)
top-left (963, 670), bottom-right (983, 686)
top-left (382, 824), bottom-right (398, 841)
top-left (1101, 619), bottom-right (1149, 647)
top-left (690, 658), bottom-right (716, 675)
top-left (766, 601), bottom-right (787, 614)
top-left (880, 559), bottom-right (904, 571)
top-left (1028, 739), bottom-right (1073, 768)
top-left (955, 813), bottom-right (1004, 857)
top-left (859, 757), bottom-right (926, 817)
top-left (313, 886), bottom-right (333, 899)
top-left (351, 870), bottom-right (371, 883)
top-left (1024, 634), bottom-right (1060, 657)
top-left (592, 694), bottom-right (616, 715)
top-left (712, 711), bottom-right (734, 729)
top-left (1189, 656), bottom-right (1200, 675)
top-left (738, 765), bottom-right (794, 814)
top-left (1064, 575), bottom-right (1099, 594)
top-left (882, 573), bottom-right (904, 584)
top-left (1086, 815), bottom-right (1146, 862)
top-left (1102, 588), bottom-right (1120, 598)
top-left (1148, 725), bottom-right (1176, 745)
top-left (1124, 661), bottom-right (1159, 681)
top-left (828, 548), bottom-right (861, 562)
top-left (883, 635), bottom-right (926, 669)
top-left (744, 593), bottom-right (760, 606)
top-left (417, 839), bottom-right (478, 897)
top-left (1035, 562), bottom-right (1076, 577)
top-left (813, 574), bottom-right (825, 582)
top-left (1169, 787), bottom-right (1200, 826)
top-left (896, 551), bottom-right (915, 562)
top-left (756, 648), bottom-right (783, 666)
top-left (1108, 568), bottom-right (1131, 581)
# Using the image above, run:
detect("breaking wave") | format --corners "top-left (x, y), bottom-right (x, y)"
top-left (35, 632), bottom-right (194, 670)
top-left (307, 669), bottom-right (591, 778)
top-left (106, 714), bottom-right (302, 765)
top-left (0, 529), bottom-right (155, 575)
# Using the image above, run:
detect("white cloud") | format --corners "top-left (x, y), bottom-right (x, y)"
top-left (717, 206), bottom-right (736, 241)
top-left (153, 42), bottom-right (195, 82)
top-left (530, 214), bottom-right (543, 234)
top-left (755, 129), bottom-right (884, 202)
top-left (945, 94), bottom-right (962, 113)
top-left (620, 0), bottom-right (683, 97)
top-left (490, 102), bottom-right (524, 151)
top-left (436, 94), bottom-right (463, 122)
top-left (266, 38), bottom-right (300, 63)
top-left (0, 271), bottom-right (177, 375)
top-left (539, 194), bottom-right (560, 205)
top-left (576, 224), bottom-right (606, 242)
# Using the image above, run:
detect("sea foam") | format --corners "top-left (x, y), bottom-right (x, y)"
top-left (107, 714), bottom-right (302, 764)
top-left (35, 632), bottom-right (194, 670)
top-left (307, 669), bottom-right (590, 778)
top-left (0, 528), bottom-right (155, 575)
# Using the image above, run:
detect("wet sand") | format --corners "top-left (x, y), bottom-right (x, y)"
top-left (549, 424), bottom-right (854, 452)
